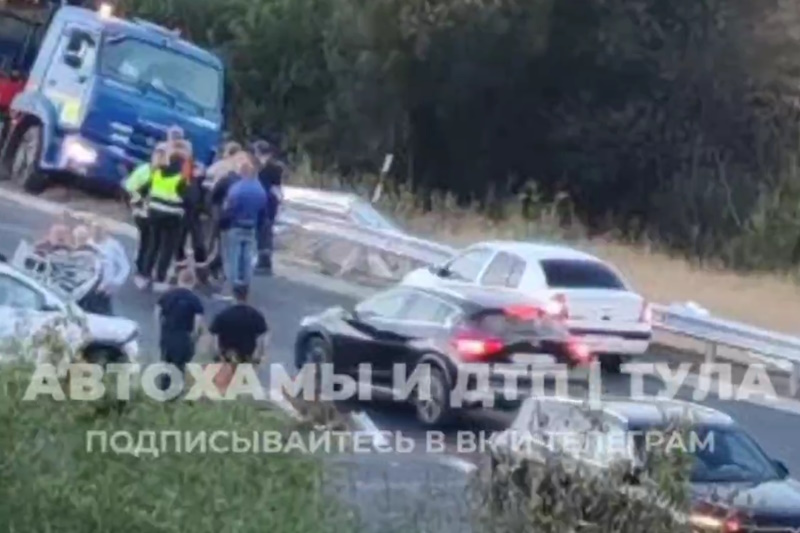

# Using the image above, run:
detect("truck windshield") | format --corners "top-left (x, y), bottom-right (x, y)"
top-left (98, 35), bottom-right (221, 113)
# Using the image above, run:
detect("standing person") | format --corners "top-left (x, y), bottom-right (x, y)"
top-left (219, 156), bottom-right (267, 297)
top-left (155, 268), bottom-right (204, 392)
top-left (206, 141), bottom-right (243, 185)
top-left (252, 140), bottom-right (284, 276)
top-left (206, 144), bottom-right (245, 283)
top-left (72, 225), bottom-right (106, 314)
top-left (140, 148), bottom-right (189, 292)
top-left (124, 146), bottom-right (167, 289)
top-left (89, 219), bottom-right (130, 315)
top-left (34, 223), bottom-right (72, 254)
top-left (209, 284), bottom-right (268, 370)
top-left (176, 161), bottom-right (208, 268)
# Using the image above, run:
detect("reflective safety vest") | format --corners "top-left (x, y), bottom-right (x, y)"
top-left (148, 170), bottom-right (184, 215)
top-left (123, 163), bottom-right (152, 219)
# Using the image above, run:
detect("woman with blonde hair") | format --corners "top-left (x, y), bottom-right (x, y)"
top-left (89, 218), bottom-right (130, 315)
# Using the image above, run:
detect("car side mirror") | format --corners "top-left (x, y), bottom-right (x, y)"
top-left (64, 51), bottom-right (82, 69)
top-left (773, 459), bottom-right (789, 478)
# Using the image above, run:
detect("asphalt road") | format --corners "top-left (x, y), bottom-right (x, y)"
top-left (2, 193), bottom-right (799, 531)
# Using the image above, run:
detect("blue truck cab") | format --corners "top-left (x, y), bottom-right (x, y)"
top-left (0, 2), bottom-right (225, 193)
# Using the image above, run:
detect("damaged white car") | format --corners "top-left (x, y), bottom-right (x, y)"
top-left (0, 246), bottom-right (139, 365)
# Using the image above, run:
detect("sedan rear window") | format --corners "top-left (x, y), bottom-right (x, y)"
top-left (540, 259), bottom-right (626, 290)
top-left (471, 310), bottom-right (567, 338)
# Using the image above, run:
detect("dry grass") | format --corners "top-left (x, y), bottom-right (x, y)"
top-left (293, 161), bottom-right (800, 336)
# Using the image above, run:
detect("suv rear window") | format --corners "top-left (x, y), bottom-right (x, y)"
top-left (540, 259), bottom-right (625, 289)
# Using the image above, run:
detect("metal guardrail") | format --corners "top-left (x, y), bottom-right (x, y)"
top-left (652, 303), bottom-right (800, 392)
top-left (277, 187), bottom-right (800, 389)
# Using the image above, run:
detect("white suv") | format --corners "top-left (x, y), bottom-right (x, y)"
top-left (402, 241), bottom-right (651, 372)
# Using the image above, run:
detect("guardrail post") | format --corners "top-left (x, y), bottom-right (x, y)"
top-left (705, 342), bottom-right (717, 364)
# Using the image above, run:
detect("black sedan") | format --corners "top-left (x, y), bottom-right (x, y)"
top-left (294, 284), bottom-right (592, 426)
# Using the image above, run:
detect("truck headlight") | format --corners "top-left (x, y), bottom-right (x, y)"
top-left (63, 136), bottom-right (97, 165)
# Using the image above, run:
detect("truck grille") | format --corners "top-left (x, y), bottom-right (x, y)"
top-left (129, 124), bottom-right (163, 159)
top-left (108, 121), bottom-right (163, 161)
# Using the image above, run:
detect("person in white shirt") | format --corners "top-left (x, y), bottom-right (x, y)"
top-left (89, 219), bottom-right (131, 315)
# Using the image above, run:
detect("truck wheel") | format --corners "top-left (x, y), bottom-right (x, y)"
top-left (11, 125), bottom-right (47, 194)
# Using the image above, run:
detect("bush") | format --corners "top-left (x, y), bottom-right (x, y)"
top-left (0, 364), bottom-right (351, 533)
top-left (470, 414), bottom-right (700, 532)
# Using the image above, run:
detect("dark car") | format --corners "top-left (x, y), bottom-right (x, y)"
top-left (490, 397), bottom-right (799, 531)
top-left (294, 284), bottom-right (592, 426)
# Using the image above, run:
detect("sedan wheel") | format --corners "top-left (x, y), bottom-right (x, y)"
top-left (304, 336), bottom-right (331, 398)
top-left (414, 366), bottom-right (451, 427)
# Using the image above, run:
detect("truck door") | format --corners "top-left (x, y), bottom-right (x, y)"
top-left (42, 24), bottom-right (97, 127)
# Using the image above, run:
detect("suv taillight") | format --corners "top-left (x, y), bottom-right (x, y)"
top-left (639, 300), bottom-right (652, 323)
top-left (451, 328), bottom-right (505, 362)
top-left (545, 293), bottom-right (569, 320)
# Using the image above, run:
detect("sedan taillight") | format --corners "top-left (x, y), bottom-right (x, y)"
top-left (451, 329), bottom-right (505, 362)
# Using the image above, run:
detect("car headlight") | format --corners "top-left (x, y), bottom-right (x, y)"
top-left (63, 136), bottom-right (97, 165)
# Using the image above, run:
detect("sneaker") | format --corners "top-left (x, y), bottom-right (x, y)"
top-left (152, 282), bottom-right (170, 293)
top-left (133, 275), bottom-right (149, 290)
top-left (213, 286), bottom-right (234, 301)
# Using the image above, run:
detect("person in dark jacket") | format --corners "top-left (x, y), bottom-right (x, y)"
top-left (176, 161), bottom-right (208, 268)
top-left (155, 268), bottom-right (204, 392)
top-left (251, 140), bottom-right (284, 275)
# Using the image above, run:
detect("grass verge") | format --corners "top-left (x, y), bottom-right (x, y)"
top-left (0, 364), bottom-right (352, 533)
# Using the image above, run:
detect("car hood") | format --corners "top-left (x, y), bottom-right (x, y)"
top-left (83, 312), bottom-right (138, 345)
top-left (692, 479), bottom-right (800, 526)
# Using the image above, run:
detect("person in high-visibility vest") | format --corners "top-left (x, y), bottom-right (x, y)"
top-left (140, 148), bottom-right (189, 292)
top-left (124, 146), bottom-right (167, 288)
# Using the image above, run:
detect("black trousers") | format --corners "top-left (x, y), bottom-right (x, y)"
top-left (176, 210), bottom-right (207, 264)
top-left (256, 209), bottom-right (277, 270)
top-left (141, 209), bottom-right (183, 283)
top-left (134, 215), bottom-right (150, 277)
top-left (159, 331), bottom-right (195, 392)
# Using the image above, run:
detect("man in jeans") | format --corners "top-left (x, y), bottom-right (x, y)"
top-left (219, 156), bottom-right (267, 297)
